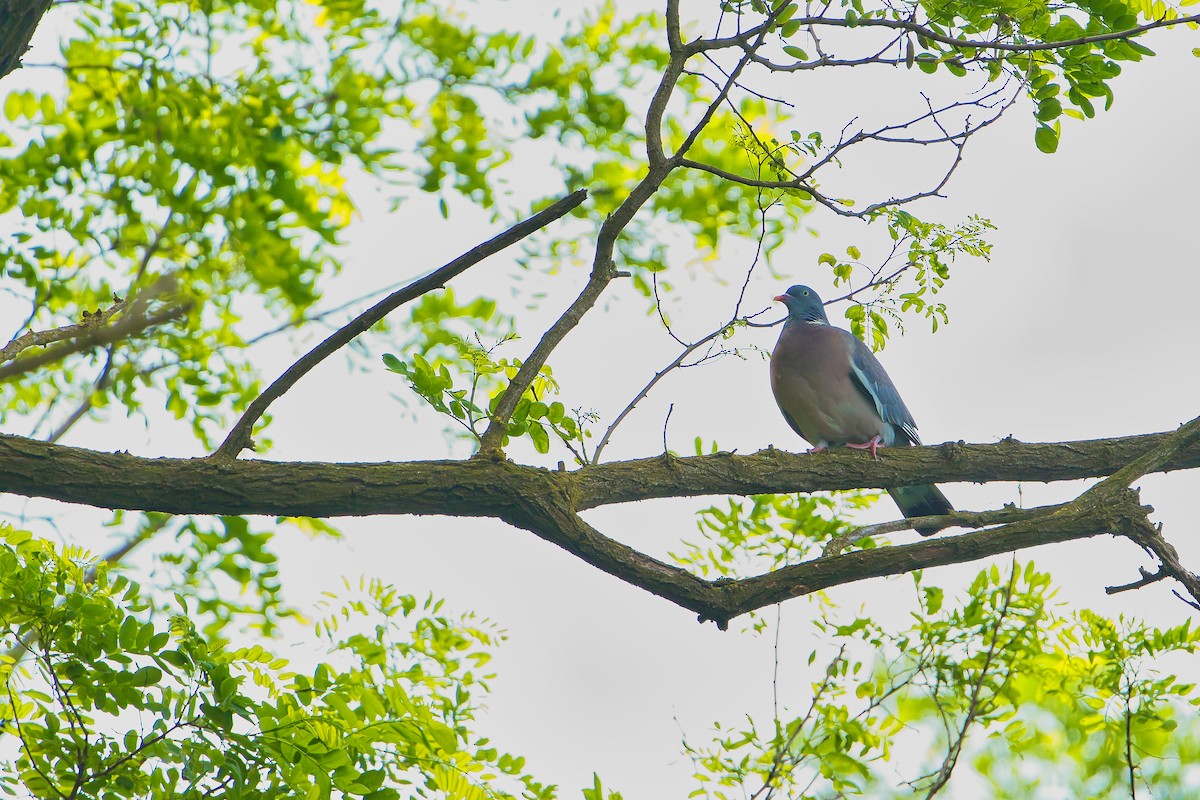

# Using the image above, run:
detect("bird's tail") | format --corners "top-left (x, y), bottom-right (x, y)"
top-left (887, 484), bottom-right (953, 537)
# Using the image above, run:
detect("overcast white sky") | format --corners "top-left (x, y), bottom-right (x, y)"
top-left (7, 4), bottom-right (1200, 797)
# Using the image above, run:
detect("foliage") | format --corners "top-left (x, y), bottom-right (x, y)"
top-left (683, 563), bottom-right (1200, 799)
top-left (672, 490), bottom-right (883, 578)
top-left (0, 526), bottom-right (551, 800)
top-left (380, 290), bottom-right (587, 457)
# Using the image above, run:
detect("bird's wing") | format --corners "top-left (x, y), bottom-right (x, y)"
top-left (845, 333), bottom-right (921, 446)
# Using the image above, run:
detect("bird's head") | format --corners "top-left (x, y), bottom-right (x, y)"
top-left (774, 285), bottom-right (830, 325)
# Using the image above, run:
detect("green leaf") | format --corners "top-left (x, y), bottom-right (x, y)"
top-left (118, 616), bottom-right (139, 650)
top-left (1036, 98), bottom-right (1063, 122)
top-left (133, 666), bottom-right (163, 686)
top-left (3, 92), bottom-right (23, 121)
top-left (528, 421), bottom-right (550, 453)
top-left (1034, 125), bottom-right (1059, 154)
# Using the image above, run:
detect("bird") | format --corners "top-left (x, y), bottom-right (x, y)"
top-left (769, 284), bottom-right (952, 536)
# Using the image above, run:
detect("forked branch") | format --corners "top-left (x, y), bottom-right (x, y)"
top-left (478, 17), bottom-right (776, 454)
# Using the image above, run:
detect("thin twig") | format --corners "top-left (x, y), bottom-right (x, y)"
top-left (661, 403), bottom-right (673, 454)
top-left (478, 8), bottom-right (761, 454)
top-left (1125, 673), bottom-right (1138, 800)
top-left (592, 323), bottom-right (733, 463)
top-left (698, 11), bottom-right (1200, 55)
top-left (594, 134), bottom-right (781, 463)
top-left (922, 560), bottom-right (1018, 798)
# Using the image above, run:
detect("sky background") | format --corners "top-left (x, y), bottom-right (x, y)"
top-left (6, 4), bottom-right (1200, 797)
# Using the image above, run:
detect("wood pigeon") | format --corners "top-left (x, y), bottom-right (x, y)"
top-left (769, 284), bottom-right (952, 536)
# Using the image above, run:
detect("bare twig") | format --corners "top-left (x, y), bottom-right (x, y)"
top-left (1121, 517), bottom-right (1200, 610)
top-left (699, 11), bottom-right (1200, 56)
top-left (676, 73), bottom-right (1021, 219)
top-left (0, 303), bottom-right (190, 383)
top-left (591, 322), bottom-right (735, 463)
top-left (44, 349), bottom-right (117, 443)
top-left (477, 9), bottom-right (774, 455)
top-left (0, 298), bottom-right (128, 365)
top-left (593, 149), bottom-right (779, 463)
top-left (1105, 567), bottom-right (1168, 595)
top-left (212, 188), bottom-right (588, 460)
top-left (662, 403), bottom-right (673, 454)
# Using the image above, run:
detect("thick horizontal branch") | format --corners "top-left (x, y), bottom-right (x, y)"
top-left (1, 427), bottom-right (1192, 626)
top-left (1, 428), bottom-right (1198, 518)
top-left (572, 431), bottom-right (1200, 509)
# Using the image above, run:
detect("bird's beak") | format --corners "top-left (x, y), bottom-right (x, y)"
top-left (773, 294), bottom-right (788, 302)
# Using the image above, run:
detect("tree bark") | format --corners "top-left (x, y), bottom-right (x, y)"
top-left (0, 0), bottom-right (53, 83)
top-left (1, 428), bottom-right (1197, 518)
top-left (1, 426), bottom-right (1196, 625)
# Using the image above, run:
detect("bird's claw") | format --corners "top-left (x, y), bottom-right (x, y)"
top-left (846, 435), bottom-right (884, 460)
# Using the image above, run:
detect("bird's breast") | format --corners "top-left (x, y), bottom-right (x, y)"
top-left (770, 326), bottom-right (890, 448)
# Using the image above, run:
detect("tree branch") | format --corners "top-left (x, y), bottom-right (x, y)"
top-left (707, 12), bottom-right (1200, 56)
top-left (822, 502), bottom-right (1068, 556)
top-left (1121, 517), bottom-right (1200, 610)
top-left (0, 302), bottom-right (191, 383)
top-left (477, 12), bottom-right (778, 456)
top-left (0, 298), bottom-right (128, 365)
top-left (211, 188), bottom-right (588, 460)
top-left (1105, 566), bottom-right (1168, 596)
top-left (571, 426), bottom-right (1200, 509)
top-left (0, 0), bottom-right (53, 82)
top-left (2, 420), bottom-right (1194, 626)
top-left (476, 58), bottom-right (691, 454)
top-left (708, 489), bottom-right (1149, 626)
top-left (592, 318), bottom-right (751, 464)
top-left (4, 428), bottom-right (1200, 518)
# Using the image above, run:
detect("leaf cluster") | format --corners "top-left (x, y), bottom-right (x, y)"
top-left (0, 526), bottom-right (556, 800)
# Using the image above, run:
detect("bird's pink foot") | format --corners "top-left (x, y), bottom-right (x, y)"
top-left (845, 435), bottom-right (884, 460)
top-left (807, 445), bottom-right (829, 454)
